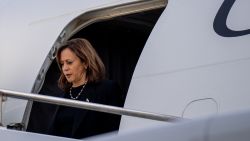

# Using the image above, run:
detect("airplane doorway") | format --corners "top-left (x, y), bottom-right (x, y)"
top-left (26, 7), bottom-right (165, 134)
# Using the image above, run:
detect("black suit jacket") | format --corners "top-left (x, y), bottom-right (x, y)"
top-left (27, 80), bottom-right (124, 139)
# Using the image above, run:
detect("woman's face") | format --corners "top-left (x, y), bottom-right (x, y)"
top-left (60, 48), bottom-right (87, 87)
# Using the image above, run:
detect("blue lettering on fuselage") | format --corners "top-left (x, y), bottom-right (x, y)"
top-left (213, 0), bottom-right (250, 37)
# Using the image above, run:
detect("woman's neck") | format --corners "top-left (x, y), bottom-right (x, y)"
top-left (72, 79), bottom-right (88, 88)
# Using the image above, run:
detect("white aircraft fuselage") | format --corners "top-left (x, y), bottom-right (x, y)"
top-left (0, 0), bottom-right (249, 140)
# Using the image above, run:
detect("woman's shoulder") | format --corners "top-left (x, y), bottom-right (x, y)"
top-left (95, 80), bottom-right (123, 106)
top-left (93, 79), bottom-right (119, 88)
top-left (89, 79), bottom-right (121, 96)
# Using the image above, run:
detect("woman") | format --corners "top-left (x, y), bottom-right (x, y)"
top-left (49, 38), bottom-right (123, 139)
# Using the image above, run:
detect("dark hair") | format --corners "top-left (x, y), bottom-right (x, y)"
top-left (56, 38), bottom-right (105, 91)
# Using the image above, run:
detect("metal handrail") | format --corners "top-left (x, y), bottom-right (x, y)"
top-left (0, 94), bottom-right (2, 125)
top-left (0, 89), bottom-right (183, 123)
